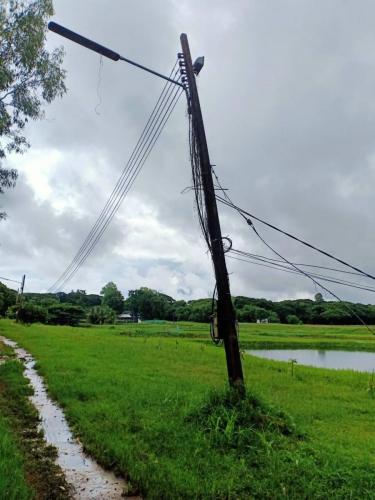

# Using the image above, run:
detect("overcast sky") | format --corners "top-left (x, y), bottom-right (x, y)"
top-left (1, 0), bottom-right (375, 303)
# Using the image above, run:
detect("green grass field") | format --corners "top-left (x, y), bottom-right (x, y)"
top-left (1, 320), bottom-right (375, 498)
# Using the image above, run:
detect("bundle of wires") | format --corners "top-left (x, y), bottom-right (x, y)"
top-left (49, 61), bottom-right (184, 292)
top-left (188, 113), bottom-right (211, 252)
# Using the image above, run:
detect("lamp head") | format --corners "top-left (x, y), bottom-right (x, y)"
top-left (193, 56), bottom-right (205, 75)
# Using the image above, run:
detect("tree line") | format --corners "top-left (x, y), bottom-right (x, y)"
top-left (1, 281), bottom-right (375, 326)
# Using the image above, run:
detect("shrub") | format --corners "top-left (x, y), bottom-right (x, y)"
top-left (47, 303), bottom-right (85, 326)
top-left (7, 303), bottom-right (47, 324)
top-left (286, 314), bottom-right (301, 325)
top-left (87, 305), bottom-right (115, 325)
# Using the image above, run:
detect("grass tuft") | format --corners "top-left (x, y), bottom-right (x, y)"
top-left (187, 389), bottom-right (298, 454)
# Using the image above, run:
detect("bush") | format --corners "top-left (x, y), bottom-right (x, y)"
top-left (237, 305), bottom-right (274, 323)
top-left (286, 314), bottom-right (301, 325)
top-left (47, 303), bottom-right (85, 326)
top-left (87, 305), bottom-right (115, 325)
top-left (7, 303), bottom-right (47, 324)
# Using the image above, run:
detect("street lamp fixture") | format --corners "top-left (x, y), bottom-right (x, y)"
top-left (48, 22), bottom-right (184, 88)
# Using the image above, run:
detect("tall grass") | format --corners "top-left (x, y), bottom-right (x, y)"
top-left (0, 415), bottom-right (32, 500)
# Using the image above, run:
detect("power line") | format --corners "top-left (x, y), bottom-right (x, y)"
top-left (230, 249), bottom-right (375, 289)
top-left (230, 249), bottom-right (367, 278)
top-left (56, 87), bottom-right (182, 290)
top-left (54, 86), bottom-right (183, 291)
top-left (228, 250), bottom-right (375, 294)
top-left (211, 168), bottom-right (375, 333)
top-left (50, 67), bottom-right (183, 291)
top-left (50, 62), bottom-right (181, 292)
top-left (245, 220), bottom-right (375, 333)
top-left (216, 194), bottom-right (375, 282)
top-left (49, 64), bottom-right (180, 290)
top-left (0, 276), bottom-right (21, 285)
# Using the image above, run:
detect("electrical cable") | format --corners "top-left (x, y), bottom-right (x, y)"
top-left (53, 85), bottom-right (184, 291)
top-left (211, 168), bottom-right (375, 333)
top-left (230, 249), bottom-right (367, 278)
top-left (210, 284), bottom-right (222, 345)
top-left (246, 220), bottom-right (375, 334)
top-left (50, 62), bottom-right (181, 292)
top-left (54, 86), bottom-right (183, 291)
top-left (216, 194), bottom-right (375, 282)
top-left (50, 63), bottom-right (183, 291)
top-left (0, 276), bottom-right (21, 284)
top-left (188, 112), bottom-right (211, 250)
top-left (230, 249), bottom-right (375, 290)
top-left (228, 252), bottom-right (375, 294)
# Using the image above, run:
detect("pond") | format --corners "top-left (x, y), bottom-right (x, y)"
top-left (246, 349), bottom-right (375, 372)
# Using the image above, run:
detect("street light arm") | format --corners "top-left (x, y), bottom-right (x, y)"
top-left (48, 22), bottom-right (120, 61)
top-left (48, 21), bottom-right (184, 88)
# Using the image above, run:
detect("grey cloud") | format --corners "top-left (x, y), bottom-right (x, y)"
top-left (1, 0), bottom-right (375, 304)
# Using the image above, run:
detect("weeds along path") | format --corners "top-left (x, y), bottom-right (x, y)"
top-left (0, 336), bottom-right (134, 500)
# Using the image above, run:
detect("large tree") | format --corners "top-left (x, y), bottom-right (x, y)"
top-left (100, 282), bottom-right (124, 315)
top-left (0, 0), bottom-right (66, 219)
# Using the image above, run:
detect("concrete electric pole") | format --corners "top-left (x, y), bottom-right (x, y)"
top-left (180, 34), bottom-right (245, 392)
top-left (48, 22), bottom-right (245, 392)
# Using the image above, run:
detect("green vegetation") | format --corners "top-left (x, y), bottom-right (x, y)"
top-left (0, 283), bottom-right (16, 316)
top-left (0, 414), bottom-right (32, 500)
top-left (1, 320), bottom-right (375, 498)
top-left (0, 340), bottom-right (69, 499)
top-left (0, 0), bottom-right (66, 220)
top-left (2, 279), bottom-right (375, 327)
top-left (100, 282), bottom-right (124, 314)
top-left (87, 305), bottom-right (116, 325)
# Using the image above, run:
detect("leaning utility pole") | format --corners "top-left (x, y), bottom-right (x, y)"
top-left (180, 34), bottom-right (244, 392)
top-left (48, 22), bottom-right (244, 391)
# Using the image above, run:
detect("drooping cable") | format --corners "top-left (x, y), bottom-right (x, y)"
top-left (245, 220), bottom-right (375, 333)
top-left (216, 194), bottom-right (375, 282)
top-left (230, 249), bottom-right (367, 278)
top-left (49, 62), bottom-right (183, 291)
top-left (54, 85), bottom-right (183, 292)
top-left (49, 62), bottom-right (181, 292)
top-left (188, 112), bottom-right (211, 251)
top-left (228, 250), bottom-right (375, 294)
top-left (212, 168), bottom-right (375, 333)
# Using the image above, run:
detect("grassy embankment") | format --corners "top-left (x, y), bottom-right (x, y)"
top-left (0, 340), bottom-right (31, 500)
top-left (1, 320), bottom-right (375, 498)
top-left (124, 321), bottom-right (375, 351)
top-left (0, 339), bottom-right (70, 500)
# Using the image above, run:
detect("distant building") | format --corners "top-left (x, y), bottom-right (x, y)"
top-left (117, 312), bottom-right (138, 323)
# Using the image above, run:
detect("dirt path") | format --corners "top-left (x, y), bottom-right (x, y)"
top-left (1, 336), bottom-right (138, 499)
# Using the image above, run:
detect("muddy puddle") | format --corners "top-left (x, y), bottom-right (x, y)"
top-left (1, 336), bottom-right (134, 499)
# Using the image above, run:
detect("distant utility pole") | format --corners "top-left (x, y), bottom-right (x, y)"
top-left (180, 34), bottom-right (244, 392)
top-left (16, 274), bottom-right (25, 322)
top-left (16, 274), bottom-right (25, 304)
